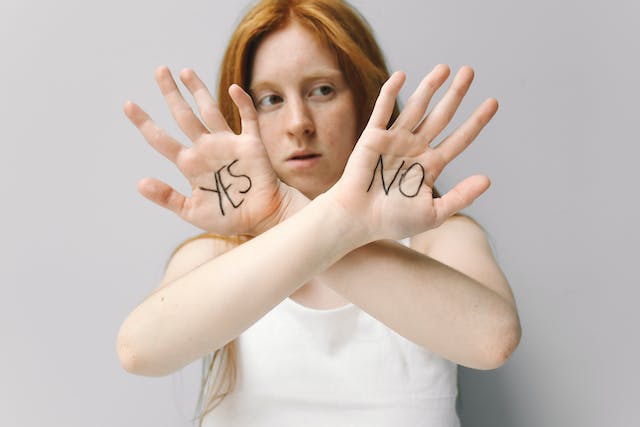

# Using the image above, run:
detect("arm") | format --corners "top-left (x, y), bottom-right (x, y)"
top-left (313, 65), bottom-right (520, 369)
top-left (312, 67), bottom-right (520, 369)
top-left (316, 215), bottom-right (521, 370)
top-left (117, 194), bottom-right (367, 377)
top-left (118, 66), bottom-right (318, 376)
top-left (118, 65), bottom-right (516, 376)
top-left (283, 65), bottom-right (518, 368)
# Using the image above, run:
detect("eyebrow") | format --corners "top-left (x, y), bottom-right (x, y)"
top-left (249, 68), bottom-right (345, 93)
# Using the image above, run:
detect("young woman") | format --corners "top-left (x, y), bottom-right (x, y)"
top-left (118, 1), bottom-right (521, 425)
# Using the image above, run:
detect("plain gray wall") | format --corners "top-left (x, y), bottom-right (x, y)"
top-left (2, 0), bottom-right (638, 426)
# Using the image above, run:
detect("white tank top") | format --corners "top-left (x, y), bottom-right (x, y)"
top-left (203, 240), bottom-right (460, 427)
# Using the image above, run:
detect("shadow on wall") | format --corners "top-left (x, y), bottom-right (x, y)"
top-left (457, 366), bottom-right (518, 427)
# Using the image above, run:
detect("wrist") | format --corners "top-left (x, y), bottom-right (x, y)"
top-left (249, 186), bottom-right (310, 236)
top-left (312, 191), bottom-right (374, 250)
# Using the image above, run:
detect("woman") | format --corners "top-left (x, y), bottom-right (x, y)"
top-left (117, 0), bottom-right (521, 425)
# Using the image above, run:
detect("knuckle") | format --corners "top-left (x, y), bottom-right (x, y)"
top-left (424, 78), bottom-right (438, 92)
top-left (473, 112), bottom-right (488, 127)
top-left (151, 126), bottom-right (167, 142)
top-left (201, 104), bottom-right (217, 119)
top-left (428, 107), bottom-right (446, 123)
top-left (381, 84), bottom-right (394, 98)
top-left (451, 84), bottom-right (467, 99)
top-left (175, 106), bottom-right (194, 121)
top-left (177, 149), bottom-right (199, 171)
top-left (175, 105), bottom-right (191, 115)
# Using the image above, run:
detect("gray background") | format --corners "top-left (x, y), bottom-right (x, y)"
top-left (1, 0), bottom-right (638, 426)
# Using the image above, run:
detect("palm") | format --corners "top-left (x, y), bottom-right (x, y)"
top-left (330, 65), bottom-right (497, 241)
top-left (340, 128), bottom-right (445, 237)
top-left (125, 67), bottom-right (291, 235)
top-left (172, 131), bottom-right (282, 234)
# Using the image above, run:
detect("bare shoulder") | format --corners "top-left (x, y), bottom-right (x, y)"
top-left (159, 233), bottom-right (251, 288)
top-left (412, 214), bottom-right (515, 305)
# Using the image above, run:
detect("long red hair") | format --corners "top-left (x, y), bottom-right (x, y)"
top-left (194, 1), bottom-right (427, 424)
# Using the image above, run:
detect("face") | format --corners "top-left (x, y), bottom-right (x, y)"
top-left (249, 21), bottom-right (358, 199)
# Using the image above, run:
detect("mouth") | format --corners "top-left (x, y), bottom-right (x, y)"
top-left (287, 152), bottom-right (321, 161)
top-left (286, 151), bottom-right (322, 169)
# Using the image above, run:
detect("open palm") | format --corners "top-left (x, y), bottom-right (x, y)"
top-left (331, 65), bottom-right (498, 241)
top-left (124, 67), bottom-right (297, 235)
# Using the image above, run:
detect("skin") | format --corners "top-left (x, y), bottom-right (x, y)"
top-left (118, 21), bottom-right (521, 376)
top-left (249, 22), bottom-right (358, 200)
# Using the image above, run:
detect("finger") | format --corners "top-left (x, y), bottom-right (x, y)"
top-left (179, 68), bottom-right (231, 132)
top-left (434, 97), bottom-right (498, 164)
top-left (392, 64), bottom-right (450, 131)
top-left (137, 177), bottom-right (189, 218)
top-left (365, 71), bottom-right (406, 130)
top-left (155, 66), bottom-right (209, 142)
top-left (415, 66), bottom-right (474, 143)
top-left (124, 100), bottom-right (183, 163)
top-left (433, 175), bottom-right (490, 224)
top-left (228, 84), bottom-right (261, 137)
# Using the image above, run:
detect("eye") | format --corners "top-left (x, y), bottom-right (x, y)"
top-left (256, 94), bottom-right (283, 109)
top-left (309, 85), bottom-right (334, 98)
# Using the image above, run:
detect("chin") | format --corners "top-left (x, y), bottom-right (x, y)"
top-left (301, 188), bottom-right (322, 200)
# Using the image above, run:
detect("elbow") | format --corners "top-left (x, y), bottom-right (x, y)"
top-left (116, 326), bottom-right (171, 377)
top-left (477, 308), bottom-right (522, 370)
top-left (116, 329), bottom-right (147, 376)
top-left (116, 333), bottom-right (141, 375)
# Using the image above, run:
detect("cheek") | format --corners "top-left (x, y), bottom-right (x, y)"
top-left (257, 119), bottom-right (279, 154)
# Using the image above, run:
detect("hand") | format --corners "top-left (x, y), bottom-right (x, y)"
top-left (327, 64), bottom-right (497, 241)
top-left (124, 66), bottom-right (303, 236)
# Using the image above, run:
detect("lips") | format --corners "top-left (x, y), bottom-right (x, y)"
top-left (285, 150), bottom-right (322, 170)
top-left (287, 151), bottom-right (321, 161)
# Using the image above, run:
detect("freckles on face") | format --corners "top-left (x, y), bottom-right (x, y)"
top-left (249, 21), bottom-right (358, 198)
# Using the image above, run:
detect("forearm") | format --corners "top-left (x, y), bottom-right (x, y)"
top-left (117, 194), bottom-right (364, 376)
top-left (316, 240), bottom-right (521, 369)
top-left (237, 190), bottom-right (520, 370)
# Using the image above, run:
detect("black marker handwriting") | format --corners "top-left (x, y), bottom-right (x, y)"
top-left (367, 154), bottom-right (425, 198)
top-left (199, 159), bottom-right (253, 215)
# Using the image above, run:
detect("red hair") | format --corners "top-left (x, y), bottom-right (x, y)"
top-left (195, 1), bottom-right (434, 424)
top-left (217, 0), bottom-right (398, 137)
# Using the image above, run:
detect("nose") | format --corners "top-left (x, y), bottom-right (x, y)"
top-left (285, 97), bottom-right (314, 139)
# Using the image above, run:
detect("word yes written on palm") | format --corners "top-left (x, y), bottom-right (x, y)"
top-left (199, 159), bottom-right (252, 216)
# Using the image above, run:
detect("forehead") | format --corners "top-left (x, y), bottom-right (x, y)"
top-left (251, 21), bottom-right (341, 84)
